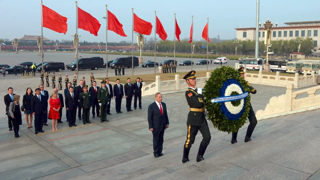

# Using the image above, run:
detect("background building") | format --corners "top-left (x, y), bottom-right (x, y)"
top-left (19, 34), bottom-right (50, 43)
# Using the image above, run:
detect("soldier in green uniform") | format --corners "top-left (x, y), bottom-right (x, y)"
top-left (40, 70), bottom-right (44, 85)
top-left (90, 72), bottom-right (94, 87)
top-left (52, 72), bottom-right (56, 89)
top-left (182, 70), bottom-right (211, 163)
top-left (98, 80), bottom-right (109, 122)
top-left (114, 66), bottom-right (118, 76)
top-left (65, 74), bottom-right (69, 89)
top-left (231, 67), bottom-right (258, 144)
top-left (73, 75), bottom-right (77, 88)
top-left (45, 72), bottom-right (50, 87)
top-left (79, 85), bottom-right (92, 124)
top-left (58, 73), bottom-right (62, 90)
top-left (21, 66), bottom-right (25, 76)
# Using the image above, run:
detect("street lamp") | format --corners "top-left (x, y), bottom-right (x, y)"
top-left (263, 18), bottom-right (277, 72)
top-left (192, 42), bottom-right (196, 70)
top-left (0, 39), bottom-right (3, 52)
top-left (234, 40), bottom-right (239, 55)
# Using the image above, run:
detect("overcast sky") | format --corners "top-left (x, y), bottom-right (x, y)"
top-left (0, 0), bottom-right (319, 42)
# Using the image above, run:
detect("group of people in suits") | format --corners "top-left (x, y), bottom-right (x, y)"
top-left (147, 69), bottom-right (258, 164)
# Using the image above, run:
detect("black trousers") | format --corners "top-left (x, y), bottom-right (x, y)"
top-left (66, 109), bottom-right (69, 121)
top-left (7, 116), bottom-right (13, 129)
top-left (34, 112), bottom-right (44, 132)
top-left (152, 128), bottom-right (165, 154)
top-left (115, 96), bottom-right (122, 112)
top-left (184, 124), bottom-right (211, 149)
top-left (13, 125), bottom-right (19, 135)
top-left (106, 98), bottom-right (111, 114)
top-left (77, 105), bottom-right (82, 119)
top-left (58, 108), bottom-right (63, 122)
top-left (68, 108), bottom-right (76, 126)
top-left (134, 94), bottom-right (142, 109)
top-left (233, 105), bottom-right (258, 139)
top-left (83, 108), bottom-right (90, 124)
top-left (91, 99), bottom-right (100, 116)
top-left (42, 110), bottom-right (48, 124)
top-left (126, 96), bottom-right (132, 111)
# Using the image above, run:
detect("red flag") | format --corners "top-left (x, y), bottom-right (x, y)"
top-left (42, 5), bottom-right (68, 34)
top-left (134, 14), bottom-right (152, 35)
top-left (156, 16), bottom-right (167, 41)
top-left (108, 11), bottom-right (127, 37)
top-left (175, 19), bottom-right (181, 42)
top-left (78, 7), bottom-right (101, 36)
top-left (202, 23), bottom-right (210, 42)
top-left (188, 24), bottom-right (193, 43)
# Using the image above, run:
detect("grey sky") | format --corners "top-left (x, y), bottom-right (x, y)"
top-left (0, 0), bottom-right (319, 42)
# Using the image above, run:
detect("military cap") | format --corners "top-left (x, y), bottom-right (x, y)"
top-left (83, 85), bottom-right (88, 89)
top-left (238, 67), bottom-right (245, 74)
top-left (183, 70), bottom-right (196, 80)
top-left (101, 80), bottom-right (106, 84)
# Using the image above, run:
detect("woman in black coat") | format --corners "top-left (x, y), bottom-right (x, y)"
top-left (23, 87), bottom-right (33, 128)
top-left (8, 95), bottom-right (22, 138)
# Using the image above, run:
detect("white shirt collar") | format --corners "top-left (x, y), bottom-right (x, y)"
top-left (188, 87), bottom-right (196, 90)
top-left (155, 101), bottom-right (162, 108)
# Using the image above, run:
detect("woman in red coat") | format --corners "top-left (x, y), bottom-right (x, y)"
top-left (48, 92), bottom-right (61, 131)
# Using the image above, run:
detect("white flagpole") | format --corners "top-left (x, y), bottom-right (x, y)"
top-left (75, 1), bottom-right (79, 79)
top-left (207, 17), bottom-right (209, 70)
top-left (105, 5), bottom-right (108, 77)
top-left (132, 8), bottom-right (134, 75)
top-left (191, 15), bottom-right (193, 70)
top-left (174, 13), bottom-right (176, 71)
top-left (41, 0), bottom-right (44, 72)
top-left (154, 11), bottom-right (157, 74)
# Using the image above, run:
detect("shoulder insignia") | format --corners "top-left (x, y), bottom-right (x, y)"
top-left (188, 93), bottom-right (193, 97)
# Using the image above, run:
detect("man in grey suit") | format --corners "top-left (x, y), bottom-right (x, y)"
top-left (148, 92), bottom-right (169, 158)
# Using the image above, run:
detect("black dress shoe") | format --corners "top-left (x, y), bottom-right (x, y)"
top-left (196, 155), bottom-right (204, 162)
top-left (245, 136), bottom-right (251, 142)
top-left (139, 107), bottom-right (142, 109)
top-left (9, 128), bottom-right (12, 131)
top-left (154, 154), bottom-right (159, 158)
top-left (87, 121), bottom-right (91, 124)
top-left (107, 113), bottom-right (112, 115)
top-left (35, 131), bottom-right (38, 134)
top-left (43, 123), bottom-right (48, 126)
top-left (69, 125), bottom-right (72, 127)
top-left (129, 110), bottom-right (133, 111)
top-left (58, 121), bottom-right (63, 123)
top-left (39, 130), bottom-right (45, 133)
top-left (182, 158), bottom-right (189, 163)
top-left (83, 123), bottom-right (87, 125)
top-left (159, 153), bottom-right (164, 156)
top-left (119, 111), bottom-right (122, 113)
top-left (231, 139), bottom-right (237, 144)
top-left (73, 124), bottom-right (77, 127)
top-left (97, 115), bottom-right (100, 117)
top-left (92, 115), bottom-right (95, 119)
top-left (105, 119), bottom-right (109, 122)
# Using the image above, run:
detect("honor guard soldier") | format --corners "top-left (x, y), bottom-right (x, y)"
top-left (58, 73), bottom-right (63, 90)
top-left (118, 66), bottom-right (121, 76)
top-left (98, 80), bottom-right (109, 122)
top-left (169, 63), bottom-right (172, 73)
top-left (45, 72), bottom-right (50, 87)
top-left (182, 70), bottom-right (211, 163)
top-left (174, 63), bottom-right (177, 73)
top-left (90, 72), bottom-right (94, 87)
top-left (82, 77), bottom-right (86, 86)
top-left (65, 74), bottom-right (69, 89)
top-left (40, 70), bottom-right (44, 85)
top-left (79, 85), bottom-right (92, 124)
top-left (52, 72), bottom-right (56, 89)
top-left (114, 66), bottom-right (118, 76)
top-left (21, 66), bottom-right (25, 76)
top-left (122, 66), bottom-right (125, 75)
top-left (231, 67), bottom-right (258, 144)
top-left (73, 75), bottom-right (77, 88)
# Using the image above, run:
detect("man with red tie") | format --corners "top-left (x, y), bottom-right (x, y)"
top-left (147, 92), bottom-right (170, 158)
top-left (89, 81), bottom-right (100, 118)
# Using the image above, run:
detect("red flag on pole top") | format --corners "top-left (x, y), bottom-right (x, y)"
top-left (42, 5), bottom-right (68, 34)
top-left (78, 7), bottom-right (101, 36)
top-left (188, 24), bottom-right (193, 43)
top-left (134, 14), bottom-right (153, 35)
top-left (202, 23), bottom-right (210, 42)
top-left (108, 11), bottom-right (127, 37)
top-left (156, 16), bottom-right (167, 41)
top-left (175, 19), bottom-right (181, 42)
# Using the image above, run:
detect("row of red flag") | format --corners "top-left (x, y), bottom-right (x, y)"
top-left (42, 4), bottom-right (210, 42)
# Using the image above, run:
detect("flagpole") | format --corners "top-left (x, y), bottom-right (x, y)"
top-left (154, 11), bottom-right (156, 74)
top-left (105, 5), bottom-right (108, 78)
top-left (40, 0), bottom-right (44, 72)
top-left (132, 8), bottom-right (134, 75)
top-left (75, 1), bottom-right (79, 79)
top-left (207, 17), bottom-right (209, 71)
top-left (174, 13), bottom-right (176, 72)
top-left (191, 15), bottom-right (193, 70)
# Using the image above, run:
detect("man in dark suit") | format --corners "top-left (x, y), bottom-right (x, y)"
top-left (65, 86), bottom-right (77, 127)
top-left (105, 78), bottom-right (113, 115)
top-left (133, 77), bottom-right (143, 110)
top-left (113, 78), bottom-right (123, 113)
top-left (148, 92), bottom-right (169, 158)
top-left (124, 78), bottom-right (134, 112)
top-left (4, 87), bottom-right (15, 131)
top-left (64, 82), bottom-right (72, 120)
top-left (75, 80), bottom-right (84, 120)
top-left (31, 88), bottom-right (47, 134)
top-left (39, 85), bottom-right (49, 126)
top-left (89, 81), bottom-right (99, 118)
top-left (54, 88), bottom-right (64, 123)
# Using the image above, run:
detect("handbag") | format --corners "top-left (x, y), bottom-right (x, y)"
top-left (21, 105), bottom-right (25, 112)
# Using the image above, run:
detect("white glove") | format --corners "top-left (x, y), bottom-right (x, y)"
top-left (99, 103), bottom-right (101, 106)
top-left (197, 88), bottom-right (203, 95)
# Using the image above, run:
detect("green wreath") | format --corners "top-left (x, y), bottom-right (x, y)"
top-left (203, 66), bottom-right (251, 133)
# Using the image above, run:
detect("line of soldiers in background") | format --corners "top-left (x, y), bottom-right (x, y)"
top-left (114, 66), bottom-right (125, 76)
top-left (1, 65), bottom-right (37, 77)
top-left (162, 63), bottom-right (177, 73)
top-left (40, 71), bottom-right (96, 91)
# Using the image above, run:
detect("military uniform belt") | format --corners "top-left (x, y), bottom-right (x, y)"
top-left (190, 108), bottom-right (205, 112)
